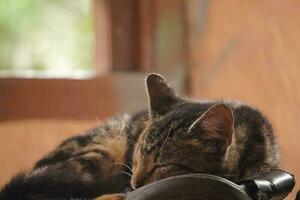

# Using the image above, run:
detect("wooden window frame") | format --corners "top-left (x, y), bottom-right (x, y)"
top-left (0, 0), bottom-right (190, 121)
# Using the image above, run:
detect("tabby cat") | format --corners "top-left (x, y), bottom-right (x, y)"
top-left (0, 73), bottom-right (280, 200)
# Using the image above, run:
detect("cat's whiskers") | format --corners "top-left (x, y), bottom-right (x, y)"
top-left (126, 138), bottom-right (137, 146)
top-left (113, 161), bottom-right (133, 173)
top-left (113, 135), bottom-right (136, 146)
top-left (119, 171), bottom-right (132, 178)
top-left (127, 138), bottom-right (137, 142)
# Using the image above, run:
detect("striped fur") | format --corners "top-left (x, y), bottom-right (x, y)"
top-left (0, 73), bottom-right (280, 199)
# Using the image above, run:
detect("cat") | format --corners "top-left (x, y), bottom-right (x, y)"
top-left (0, 73), bottom-right (280, 200)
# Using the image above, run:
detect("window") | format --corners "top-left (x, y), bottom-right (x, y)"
top-left (0, 0), bottom-right (93, 78)
top-left (0, 0), bottom-right (188, 120)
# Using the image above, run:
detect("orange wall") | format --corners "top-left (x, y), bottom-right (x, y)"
top-left (188, 1), bottom-right (300, 199)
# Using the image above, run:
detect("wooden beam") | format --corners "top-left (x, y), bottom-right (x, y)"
top-left (0, 77), bottom-right (118, 121)
top-left (110, 0), bottom-right (141, 71)
top-left (93, 0), bottom-right (112, 74)
top-left (0, 73), bottom-right (151, 121)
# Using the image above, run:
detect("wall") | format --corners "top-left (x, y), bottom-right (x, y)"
top-left (187, 1), bottom-right (300, 199)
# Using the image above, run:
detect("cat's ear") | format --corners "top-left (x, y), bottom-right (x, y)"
top-left (189, 104), bottom-right (234, 152)
top-left (145, 73), bottom-right (179, 116)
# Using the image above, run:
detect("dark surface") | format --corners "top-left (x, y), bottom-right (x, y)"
top-left (296, 190), bottom-right (300, 200)
top-left (125, 174), bottom-right (251, 200)
top-left (125, 170), bottom-right (295, 200)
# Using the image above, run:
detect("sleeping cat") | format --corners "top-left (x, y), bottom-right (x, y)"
top-left (0, 73), bottom-right (280, 200)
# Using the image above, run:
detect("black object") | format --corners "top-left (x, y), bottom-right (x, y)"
top-left (296, 190), bottom-right (300, 200)
top-left (238, 170), bottom-right (295, 200)
top-left (125, 170), bottom-right (295, 200)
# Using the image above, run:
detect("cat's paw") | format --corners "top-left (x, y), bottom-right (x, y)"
top-left (95, 194), bottom-right (125, 200)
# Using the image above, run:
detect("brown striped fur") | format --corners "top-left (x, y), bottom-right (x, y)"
top-left (0, 73), bottom-right (280, 200)
top-left (131, 74), bottom-right (280, 189)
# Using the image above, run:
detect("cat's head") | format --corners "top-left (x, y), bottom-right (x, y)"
top-left (131, 73), bottom-right (234, 189)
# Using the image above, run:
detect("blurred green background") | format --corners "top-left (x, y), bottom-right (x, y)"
top-left (0, 0), bottom-right (93, 77)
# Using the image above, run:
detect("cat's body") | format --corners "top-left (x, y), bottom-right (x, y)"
top-left (0, 74), bottom-right (280, 200)
top-left (0, 113), bottom-right (147, 199)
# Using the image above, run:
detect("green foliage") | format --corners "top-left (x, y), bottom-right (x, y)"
top-left (0, 0), bottom-right (93, 76)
